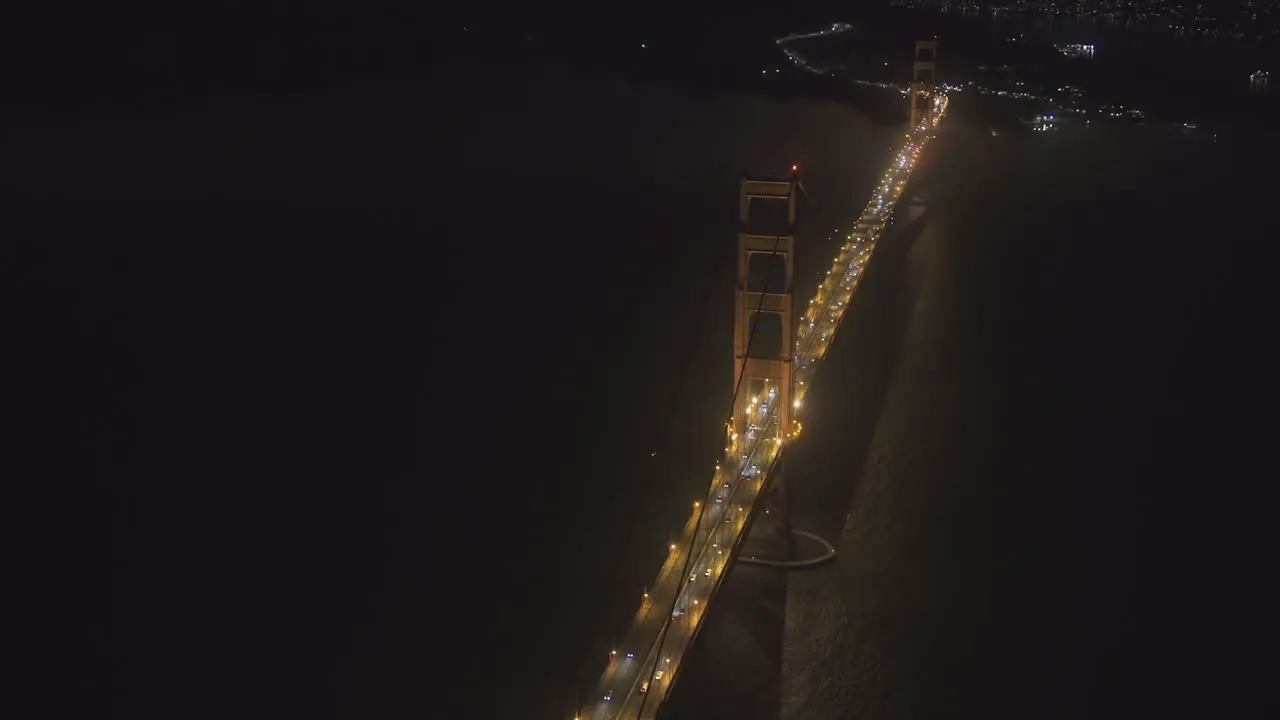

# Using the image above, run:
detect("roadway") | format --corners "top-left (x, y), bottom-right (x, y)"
top-left (579, 94), bottom-right (949, 720)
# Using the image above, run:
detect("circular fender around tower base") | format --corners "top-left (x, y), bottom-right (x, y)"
top-left (738, 529), bottom-right (836, 570)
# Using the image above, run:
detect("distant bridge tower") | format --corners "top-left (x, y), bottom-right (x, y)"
top-left (911, 39), bottom-right (938, 129)
top-left (734, 170), bottom-right (798, 556)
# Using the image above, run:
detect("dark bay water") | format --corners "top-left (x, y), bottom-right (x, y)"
top-left (14, 55), bottom-right (1278, 720)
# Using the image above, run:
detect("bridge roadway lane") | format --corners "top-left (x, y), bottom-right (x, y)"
top-left (592, 512), bottom-right (699, 708)
top-left (618, 447), bottom-right (776, 720)
top-left (582, 97), bottom-right (949, 720)
top-left (589, 419), bottom-right (783, 720)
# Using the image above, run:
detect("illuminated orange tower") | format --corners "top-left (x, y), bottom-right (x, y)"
top-left (734, 171), bottom-right (796, 442)
top-left (734, 169), bottom-right (798, 556)
top-left (911, 39), bottom-right (938, 129)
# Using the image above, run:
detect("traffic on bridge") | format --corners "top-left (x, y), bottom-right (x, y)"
top-left (577, 87), bottom-right (949, 720)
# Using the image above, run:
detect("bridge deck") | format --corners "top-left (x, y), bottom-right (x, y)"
top-left (579, 97), bottom-right (949, 720)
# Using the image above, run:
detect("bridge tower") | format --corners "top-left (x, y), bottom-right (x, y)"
top-left (911, 39), bottom-right (938, 129)
top-left (734, 170), bottom-right (798, 558)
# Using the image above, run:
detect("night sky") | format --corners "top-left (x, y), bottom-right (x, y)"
top-left (8, 5), bottom-right (1280, 719)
